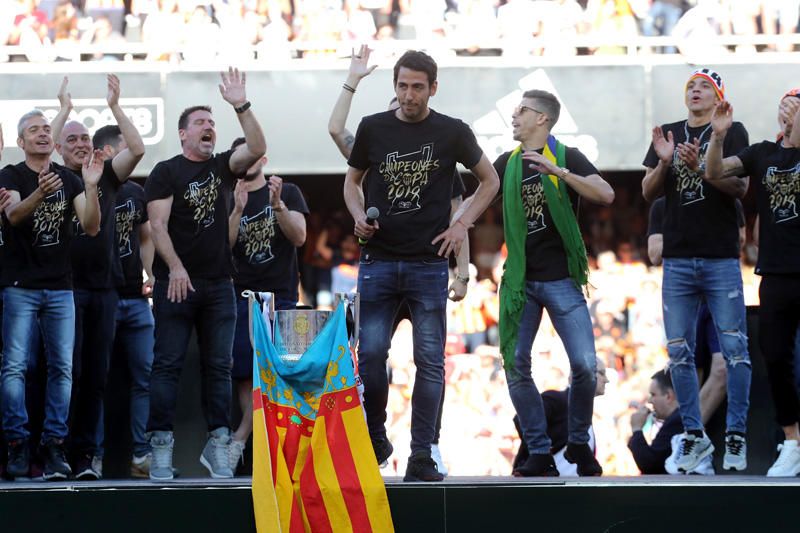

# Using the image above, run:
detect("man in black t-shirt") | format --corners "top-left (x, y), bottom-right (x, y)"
top-left (344, 50), bottom-right (499, 482)
top-left (628, 370), bottom-right (684, 475)
top-left (706, 89), bottom-right (800, 477)
top-left (227, 136), bottom-right (309, 472)
top-left (50, 75), bottom-right (145, 480)
top-left (111, 177), bottom-right (157, 478)
top-left (641, 68), bottom-right (751, 474)
top-left (497, 89), bottom-right (614, 477)
top-left (144, 68), bottom-right (266, 481)
top-left (0, 109), bottom-right (103, 480)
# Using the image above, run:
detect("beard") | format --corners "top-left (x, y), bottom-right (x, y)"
top-left (244, 170), bottom-right (262, 182)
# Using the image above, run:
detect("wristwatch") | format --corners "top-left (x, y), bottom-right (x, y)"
top-left (558, 167), bottom-right (570, 178)
top-left (234, 101), bottom-right (251, 114)
top-left (456, 274), bottom-right (469, 284)
top-left (273, 201), bottom-right (286, 212)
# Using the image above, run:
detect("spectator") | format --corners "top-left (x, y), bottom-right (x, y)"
top-left (627, 369), bottom-right (682, 474)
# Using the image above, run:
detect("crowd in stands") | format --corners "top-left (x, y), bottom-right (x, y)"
top-left (3, 0), bottom-right (800, 63)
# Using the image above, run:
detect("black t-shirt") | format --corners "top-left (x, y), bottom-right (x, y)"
top-left (70, 159), bottom-right (122, 289)
top-left (648, 195), bottom-right (745, 237)
top-left (348, 109), bottom-right (483, 260)
top-left (115, 181), bottom-right (148, 299)
top-left (643, 120), bottom-right (749, 259)
top-left (494, 146), bottom-right (598, 281)
top-left (145, 151), bottom-right (237, 280)
top-left (737, 140), bottom-right (800, 274)
top-left (0, 161), bottom-right (84, 289)
top-left (232, 181), bottom-right (309, 300)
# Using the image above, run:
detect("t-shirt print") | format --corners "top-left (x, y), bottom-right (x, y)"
top-left (115, 196), bottom-right (141, 258)
top-left (673, 140), bottom-right (708, 206)
top-left (238, 205), bottom-right (276, 264)
top-left (185, 173), bottom-right (222, 231)
top-left (763, 162), bottom-right (800, 224)
top-left (522, 175), bottom-right (547, 234)
top-left (380, 142), bottom-right (440, 215)
top-left (33, 189), bottom-right (67, 247)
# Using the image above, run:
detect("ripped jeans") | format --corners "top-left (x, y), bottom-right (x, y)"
top-left (662, 257), bottom-right (751, 434)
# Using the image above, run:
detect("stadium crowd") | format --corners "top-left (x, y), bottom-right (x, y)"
top-left (3, 0), bottom-right (800, 63)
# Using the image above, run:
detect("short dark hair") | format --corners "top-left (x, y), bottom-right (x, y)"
top-left (522, 89), bottom-right (561, 128)
top-left (92, 125), bottom-right (121, 150)
top-left (393, 50), bottom-right (437, 86)
top-left (178, 105), bottom-right (212, 130)
top-left (231, 137), bottom-right (246, 150)
top-left (651, 369), bottom-right (674, 394)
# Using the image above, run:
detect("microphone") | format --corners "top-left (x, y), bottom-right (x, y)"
top-left (358, 206), bottom-right (380, 246)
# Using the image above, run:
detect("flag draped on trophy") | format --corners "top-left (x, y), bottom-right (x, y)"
top-left (250, 299), bottom-right (394, 533)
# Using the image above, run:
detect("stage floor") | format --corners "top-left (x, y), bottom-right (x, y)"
top-left (2, 476), bottom-right (798, 532)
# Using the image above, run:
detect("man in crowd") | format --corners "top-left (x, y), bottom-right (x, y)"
top-left (497, 89), bottom-right (614, 477)
top-left (144, 68), bottom-right (265, 480)
top-left (706, 89), bottom-right (800, 476)
top-left (0, 109), bottom-right (102, 480)
top-left (512, 357), bottom-right (610, 476)
top-left (628, 370), bottom-right (683, 474)
top-left (344, 50), bottom-right (499, 482)
top-left (227, 136), bottom-right (308, 472)
top-left (51, 74), bottom-right (145, 480)
top-left (641, 68), bottom-right (751, 473)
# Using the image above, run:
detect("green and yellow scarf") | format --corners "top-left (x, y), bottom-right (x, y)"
top-left (499, 136), bottom-right (589, 375)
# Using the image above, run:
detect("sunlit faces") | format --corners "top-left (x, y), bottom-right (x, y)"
top-left (17, 115), bottom-right (54, 157)
top-left (510, 98), bottom-right (547, 142)
top-left (57, 121), bottom-right (92, 169)
top-left (179, 109), bottom-right (216, 160)
top-left (647, 379), bottom-right (674, 421)
top-left (394, 67), bottom-right (437, 122)
top-left (684, 78), bottom-right (719, 114)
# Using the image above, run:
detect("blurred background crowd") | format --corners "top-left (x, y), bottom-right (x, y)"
top-left (3, 0), bottom-right (800, 63)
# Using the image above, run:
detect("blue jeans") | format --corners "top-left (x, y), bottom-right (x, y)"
top-left (1, 288), bottom-right (74, 442)
top-left (111, 297), bottom-right (155, 456)
top-left (357, 258), bottom-right (448, 455)
top-left (506, 278), bottom-right (597, 454)
top-left (147, 279), bottom-right (235, 432)
top-left (662, 258), bottom-right (751, 434)
top-left (70, 288), bottom-right (118, 457)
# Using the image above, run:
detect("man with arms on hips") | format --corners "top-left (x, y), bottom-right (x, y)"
top-left (144, 68), bottom-right (266, 480)
top-left (497, 89), bottom-right (613, 477)
top-left (0, 110), bottom-right (103, 480)
top-left (344, 50), bottom-right (499, 482)
top-left (51, 75), bottom-right (145, 480)
top-left (705, 89), bottom-right (800, 476)
top-left (641, 68), bottom-right (751, 474)
top-left (227, 136), bottom-right (308, 472)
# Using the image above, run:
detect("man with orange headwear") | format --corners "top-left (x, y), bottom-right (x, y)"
top-left (642, 68), bottom-right (751, 474)
top-left (706, 88), bottom-right (800, 477)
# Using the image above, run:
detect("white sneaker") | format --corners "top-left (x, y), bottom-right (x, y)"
top-left (723, 434), bottom-right (747, 471)
top-left (767, 440), bottom-right (800, 477)
top-left (229, 439), bottom-right (246, 471)
top-left (675, 432), bottom-right (714, 473)
top-left (91, 455), bottom-right (104, 478)
top-left (430, 444), bottom-right (448, 477)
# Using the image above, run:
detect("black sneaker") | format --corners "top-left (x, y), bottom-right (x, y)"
top-left (403, 452), bottom-right (444, 482)
top-left (74, 454), bottom-right (100, 480)
top-left (564, 442), bottom-right (602, 477)
top-left (42, 439), bottom-right (72, 481)
top-left (512, 453), bottom-right (559, 477)
top-left (6, 439), bottom-right (30, 479)
top-left (371, 436), bottom-right (393, 468)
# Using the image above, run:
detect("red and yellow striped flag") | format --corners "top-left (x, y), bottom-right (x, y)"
top-left (251, 300), bottom-right (394, 532)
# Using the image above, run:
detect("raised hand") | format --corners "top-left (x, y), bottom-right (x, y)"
top-left (711, 100), bottom-right (733, 135)
top-left (106, 73), bottom-right (121, 108)
top-left (779, 97), bottom-right (800, 129)
top-left (219, 67), bottom-right (247, 108)
top-left (37, 169), bottom-right (63, 196)
top-left (81, 149), bottom-right (105, 187)
top-left (677, 137), bottom-right (701, 172)
top-left (268, 175), bottom-right (283, 209)
top-left (349, 44), bottom-right (377, 81)
top-left (57, 76), bottom-right (73, 111)
top-left (652, 126), bottom-right (675, 163)
top-left (522, 150), bottom-right (560, 176)
top-left (233, 179), bottom-right (248, 213)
